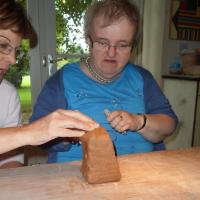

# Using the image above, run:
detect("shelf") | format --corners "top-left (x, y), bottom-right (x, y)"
top-left (162, 74), bottom-right (200, 81)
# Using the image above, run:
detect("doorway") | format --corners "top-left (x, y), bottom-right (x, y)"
top-left (25, 0), bottom-right (92, 165)
top-left (27, 0), bottom-right (91, 107)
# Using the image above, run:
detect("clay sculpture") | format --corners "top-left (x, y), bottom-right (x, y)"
top-left (80, 127), bottom-right (121, 184)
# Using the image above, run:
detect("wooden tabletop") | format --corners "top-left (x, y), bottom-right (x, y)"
top-left (0, 147), bottom-right (200, 200)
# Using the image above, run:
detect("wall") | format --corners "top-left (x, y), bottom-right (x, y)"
top-left (142, 0), bottom-right (166, 85)
top-left (162, 0), bottom-right (200, 75)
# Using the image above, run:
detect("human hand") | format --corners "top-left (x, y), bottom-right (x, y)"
top-left (105, 110), bottom-right (143, 133)
top-left (26, 109), bottom-right (99, 146)
top-left (0, 161), bottom-right (24, 169)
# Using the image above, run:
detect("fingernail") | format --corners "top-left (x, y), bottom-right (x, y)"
top-left (92, 123), bottom-right (100, 128)
top-left (104, 109), bottom-right (110, 117)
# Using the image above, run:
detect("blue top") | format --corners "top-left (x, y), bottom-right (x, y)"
top-left (30, 62), bottom-right (178, 163)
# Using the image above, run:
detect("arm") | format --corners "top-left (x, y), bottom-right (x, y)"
top-left (107, 111), bottom-right (176, 143)
top-left (138, 113), bottom-right (176, 142)
top-left (107, 66), bottom-right (178, 143)
top-left (0, 82), bottom-right (23, 168)
top-left (139, 66), bottom-right (178, 142)
top-left (0, 109), bottom-right (99, 154)
top-left (30, 68), bottom-right (67, 122)
top-left (30, 67), bottom-right (83, 152)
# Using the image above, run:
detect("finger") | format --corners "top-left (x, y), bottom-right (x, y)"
top-left (117, 123), bottom-right (129, 132)
top-left (107, 110), bottom-right (121, 121)
top-left (110, 115), bottom-right (122, 128)
top-left (58, 109), bottom-right (98, 125)
top-left (55, 113), bottom-right (99, 131)
top-left (58, 128), bottom-right (85, 137)
top-left (114, 118), bottom-right (124, 131)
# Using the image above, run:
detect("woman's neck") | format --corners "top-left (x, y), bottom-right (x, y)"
top-left (83, 57), bottom-right (118, 84)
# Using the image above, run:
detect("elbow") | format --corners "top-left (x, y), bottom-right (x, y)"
top-left (158, 118), bottom-right (177, 142)
top-left (166, 118), bottom-right (178, 137)
top-left (153, 118), bottom-right (178, 143)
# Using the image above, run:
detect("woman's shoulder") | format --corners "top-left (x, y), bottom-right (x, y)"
top-left (44, 62), bottom-right (80, 89)
top-left (0, 79), bottom-right (17, 94)
top-left (62, 62), bottom-right (80, 72)
top-left (127, 63), bottom-right (152, 75)
top-left (49, 62), bottom-right (80, 78)
top-left (127, 63), bottom-right (155, 82)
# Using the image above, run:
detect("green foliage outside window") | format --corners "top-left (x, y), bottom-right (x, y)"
top-left (5, 0), bottom-right (92, 88)
top-left (55, 0), bottom-right (91, 54)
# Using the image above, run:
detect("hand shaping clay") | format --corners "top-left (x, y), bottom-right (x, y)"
top-left (80, 127), bottom-right (121, 184)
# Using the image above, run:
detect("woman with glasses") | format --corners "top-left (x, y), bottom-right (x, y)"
top-left (30, 0), bottom-right (178, 163)
top-left (0, 34), bottom-right (24, 168)
top-left (0, 0), bottom-right (98, 166)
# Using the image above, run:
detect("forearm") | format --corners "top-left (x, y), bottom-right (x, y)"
top-left (139, 114), bottom-right (177, 143)
top-left (0, 126), bottom-right (32, 154)
top-left (0, 109), bottom-right (99, 154)
top-left (107, 111), bottom-right (177, 143)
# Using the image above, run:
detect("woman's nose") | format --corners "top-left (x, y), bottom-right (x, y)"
top-left (107, 46), bottom-right (117, 57)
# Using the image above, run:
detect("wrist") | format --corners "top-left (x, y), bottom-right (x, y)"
top-left (135, 114), bottom-right (147, 132)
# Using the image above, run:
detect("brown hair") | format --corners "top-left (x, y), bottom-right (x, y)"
top-left (0, 0), bottom-right (37, 48)
top-left (84, 0), bottom-right (141, 47)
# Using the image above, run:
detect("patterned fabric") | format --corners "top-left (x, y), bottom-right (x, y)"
top-left (172, 0), bottom-right (200, 41)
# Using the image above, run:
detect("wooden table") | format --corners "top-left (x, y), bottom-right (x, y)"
top-left (0, 147), bottom-right (200, 200)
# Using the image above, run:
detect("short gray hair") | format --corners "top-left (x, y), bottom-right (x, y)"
top-left (84, 0), bottom-right (141, 47)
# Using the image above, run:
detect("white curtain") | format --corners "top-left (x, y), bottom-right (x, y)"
top-left (142, 0), bottom-right (166, 85)
top-left (129, 0), bottom-right (144, 65)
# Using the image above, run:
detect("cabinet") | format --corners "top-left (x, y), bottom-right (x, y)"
top-left (163, 75), bottom-right (200, 150)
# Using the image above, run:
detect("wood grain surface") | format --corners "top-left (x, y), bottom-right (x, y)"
top-left (0, 147), bottom-right (200, 200)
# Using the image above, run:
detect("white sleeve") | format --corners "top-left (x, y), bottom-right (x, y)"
top-left (3, 88), bottom-right (22, 127)
top-left (0, 81), bottom-right (23, 165)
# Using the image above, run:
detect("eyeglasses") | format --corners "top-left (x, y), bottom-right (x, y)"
top-left (0, 35), bottom-right (20, 55)
top-left (89, 36), bottom-right (132, 53)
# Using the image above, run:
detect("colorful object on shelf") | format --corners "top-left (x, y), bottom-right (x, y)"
top-left (170, 0), bottom-right (200, 41)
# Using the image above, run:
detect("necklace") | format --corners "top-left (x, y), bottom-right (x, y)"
top-left (85, 57), bottom-right (113, 84)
